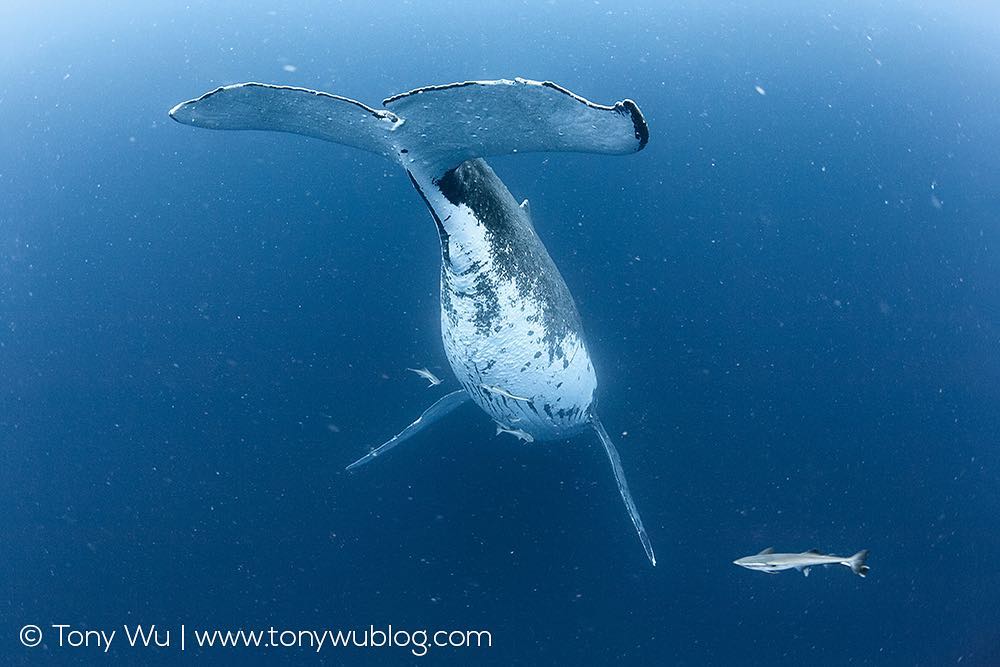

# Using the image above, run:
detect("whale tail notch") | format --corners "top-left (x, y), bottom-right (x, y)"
top-left (168, 78), bottom-right (648, 175)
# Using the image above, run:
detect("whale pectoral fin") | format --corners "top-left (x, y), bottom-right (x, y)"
top-left (346, 390), bottom-right (470, 471)
top-left (592, 417), bottom-right (656, 566)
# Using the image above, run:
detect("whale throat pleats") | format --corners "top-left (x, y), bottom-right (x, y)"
top-left (168, 78), bottom-right (648, 175)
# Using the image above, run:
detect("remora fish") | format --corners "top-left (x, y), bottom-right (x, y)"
top-left (734, 547), bottom-right (870, 577)
top-left (169, 77), bottom-right (655, 565)
top-left (407, 367), bottom-right (442, 387)
top-left (481, 384), bottom-right (532, 402)
top-left (495, 423), bottom-right (534, 443)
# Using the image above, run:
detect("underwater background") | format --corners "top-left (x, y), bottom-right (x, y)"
top-left (3, 1), bottom-right (1000, 664)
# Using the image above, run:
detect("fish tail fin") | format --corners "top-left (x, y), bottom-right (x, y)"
top-left (848, 549), bottom-right (870, 577)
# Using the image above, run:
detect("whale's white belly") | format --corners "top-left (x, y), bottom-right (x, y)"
top-left (440, 262), bottom-right (596, 440)
top-left (408, 159), bottom-right (597, 440)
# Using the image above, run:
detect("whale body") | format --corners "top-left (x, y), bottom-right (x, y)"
top-left (169, 78), bottom-right (656, 565)
top-left (415, 158), bottom-right (596, 440)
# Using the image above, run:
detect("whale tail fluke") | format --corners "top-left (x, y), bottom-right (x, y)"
top-left (591, 417), bottom-right (656, 566)
top-left (169, 78), bottom-right (647, 175)
top-left (381, 78), bottom-right (647, 172)
top-left (168, 83), bottom-right (402, 158)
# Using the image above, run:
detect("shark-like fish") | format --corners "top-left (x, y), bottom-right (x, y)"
top-left (734, 547), bottom-right (870, 577)
top-left (407, 367), bottom-right (442, 387)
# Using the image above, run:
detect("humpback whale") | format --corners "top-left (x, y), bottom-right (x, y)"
top-left (169, 77), bottom-right (656, 565)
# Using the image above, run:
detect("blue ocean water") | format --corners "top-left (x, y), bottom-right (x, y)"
top-left (3, 1), bottom-right (1000, 664)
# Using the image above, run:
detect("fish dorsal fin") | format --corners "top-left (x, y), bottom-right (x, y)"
top-left (757, 547), bottom-right (774, 555)
top-left (518, 198), bottom-right (540, 234)
top-left (803, 549), bottom-right (823, 555)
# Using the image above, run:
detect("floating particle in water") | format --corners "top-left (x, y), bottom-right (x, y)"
top-left (283, 64), bottom-right (297, 73)
top-left (754, 85), bottom-right (766, 96)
